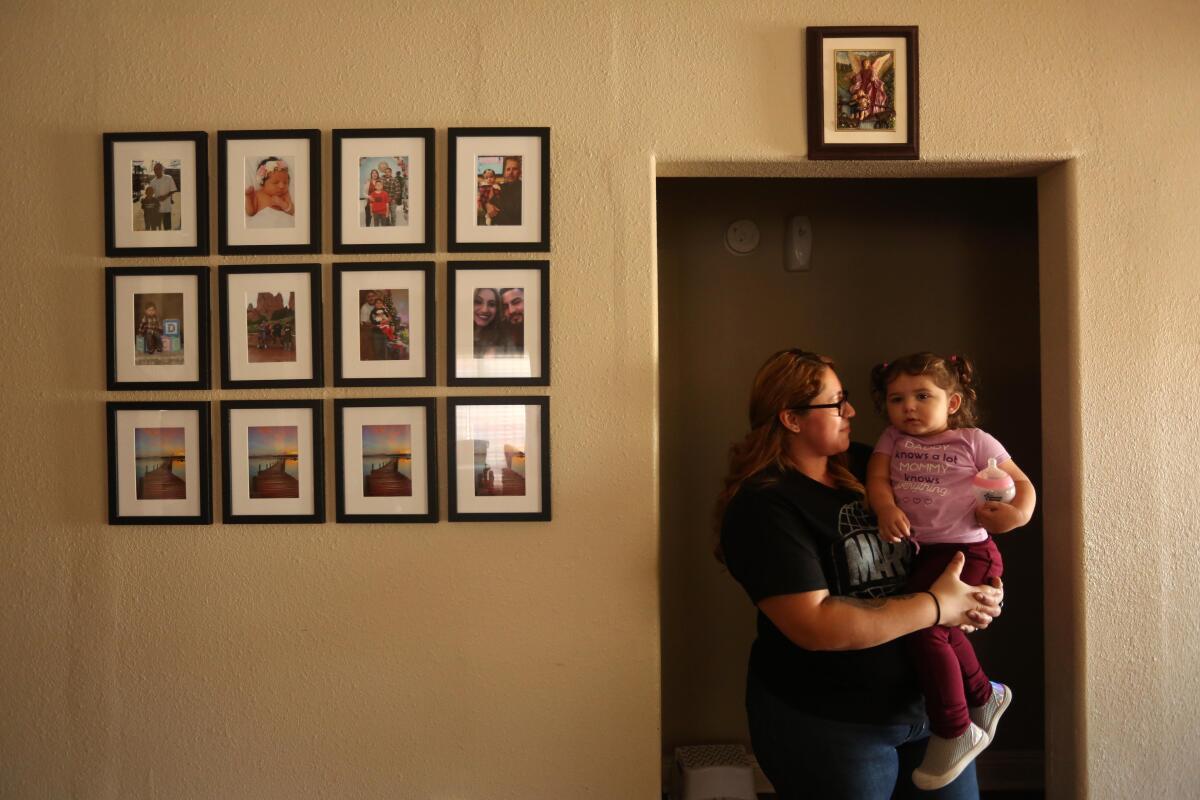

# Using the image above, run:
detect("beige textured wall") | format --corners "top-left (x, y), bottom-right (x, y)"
top-left (0, 1), bottom-right (1197, 798)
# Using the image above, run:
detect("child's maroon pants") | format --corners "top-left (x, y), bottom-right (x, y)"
top-left (906, 538), bottom-right (1003, 738)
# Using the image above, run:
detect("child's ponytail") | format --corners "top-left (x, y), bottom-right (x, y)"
top-left (871, 351), bottom-right (982, 429)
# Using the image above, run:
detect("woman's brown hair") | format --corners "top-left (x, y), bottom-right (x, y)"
top-left (868, 352), bottom-right (980, 428)
top-left (713, 348), bottom-right (864, 562)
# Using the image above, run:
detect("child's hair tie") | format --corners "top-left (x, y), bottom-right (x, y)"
top-left (949, 355), bottom-right (958, 363)
top-left (882, 361), bottom-right (889, 369)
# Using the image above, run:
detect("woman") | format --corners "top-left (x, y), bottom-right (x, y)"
top-left (364, 168), bottom-right (381, 226)
top-left (472, 288), bottom-right (504, 358)
top-left (717, 349), bottom-right (1004, 799)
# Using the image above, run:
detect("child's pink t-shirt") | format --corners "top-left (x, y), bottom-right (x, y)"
top-left (873, 426), bottom-right (1010, 545)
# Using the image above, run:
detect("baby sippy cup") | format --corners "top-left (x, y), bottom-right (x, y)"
top-left (973, 458), bottom-right (1015, 505)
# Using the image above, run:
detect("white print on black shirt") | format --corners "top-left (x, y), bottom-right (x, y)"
top-left (831, 501), bottom-right (911, 599)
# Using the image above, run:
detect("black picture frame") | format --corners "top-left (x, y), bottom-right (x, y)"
top-left (220, 399), bottom-right (325, 524)
top-left (332, 262), bottom-right (436, 387)
top-left (106, 401), bottom-right (212, 525)
top-left (332, 128), bottom-right (436, 253)
top-left (334, 398), bottom-right (439, 523)
top-left (103, 131), bottom-right (209, 257)
top-left (218, 264), bottom-right (324, 389)
top-left (106, 266), bottom-right (211, 390)
top-left (806, 26), bottom-right (920, 160)
top-left (447, 260), bottom-right (550, 386)
top-left (447, 127), bottom-right (550, 252)
top-left (217, 129), bottom-right (322, 254)
top-left (447, 396), bottom-right (551, 522)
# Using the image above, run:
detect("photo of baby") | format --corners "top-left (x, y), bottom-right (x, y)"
top-left (131, 159), bottom-right (183, 232)
top-left (244, 156), bottom-right (295, 228)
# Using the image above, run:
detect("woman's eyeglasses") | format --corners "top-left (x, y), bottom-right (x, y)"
top-left (788, 390), bottom-right (851, 417)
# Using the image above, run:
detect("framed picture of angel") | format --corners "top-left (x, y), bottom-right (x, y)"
top-left (806, 26), bottom-right (919, 160)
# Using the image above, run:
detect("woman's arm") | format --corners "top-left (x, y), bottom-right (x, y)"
top-left (976, 458), bottom-right (1036, 534)
top-left (757, 551), bottom-right (1002, 651)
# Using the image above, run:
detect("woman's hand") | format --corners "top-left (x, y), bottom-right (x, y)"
top-left (929, 552), bottom-right (1004, 629)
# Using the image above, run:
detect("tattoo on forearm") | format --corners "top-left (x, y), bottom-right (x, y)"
top-left (828, 593), bottom-right (920, 611)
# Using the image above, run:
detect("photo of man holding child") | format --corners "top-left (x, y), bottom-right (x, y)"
top-left (475, 155), bottom-right (522, 226)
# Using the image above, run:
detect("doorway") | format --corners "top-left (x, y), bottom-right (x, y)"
top-left (657, 177), bottom-right (1046, 791)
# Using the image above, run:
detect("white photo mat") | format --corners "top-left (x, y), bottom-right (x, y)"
top-left (223, 138), bottom-right (313, 247)
top-left (338, 136), bottom-right (428, 246)
top-left (339, 269), bottom-right (428, 380)
top-left (109, 139), bottom-right (200, 250)
top-left (453, 267), bottom-right (543, 380)
top-left (114, 408), bottom-right (203, 518)
top-left (225, 271), bottom-right (315, 383)
top-left (453, 403), bottom-right (543, 514)
top-left (822, 36), bottom-right (909, 145)
top-left (340, 405), bottom-right (431, 516)
top-left (226, 406), bottom-right (316, 517)
top-left (453, 135), bottom-right (543, 245)
top-left (112, 272), bottom-right (201, 384)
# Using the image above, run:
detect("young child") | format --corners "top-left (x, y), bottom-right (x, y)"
top-left (866, 352), bottom-right (1036, 791)
top-left (368, 179), bottom-right (390, 227)
top-left (476, 169), bottom-right (499, 226)
top-left (245, 158), bottom-right (295, 217)
top-left (138, 302), bottom-right (163, 354)
top-left (140, 185), bottom-right (161, 231)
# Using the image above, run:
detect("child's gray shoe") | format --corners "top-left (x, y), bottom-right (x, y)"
top-left (912, 722), bottom-right (990, 791)
top-left (969, 681), bottom-right (1012, 741)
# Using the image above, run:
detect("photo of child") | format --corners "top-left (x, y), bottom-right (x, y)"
top-left (357, 157), bottom-right (409, 228)
top-left (130, 159), bottom-right (183, 232)
top-left (133, 292), bottom-right (185, 366)
top-left (357, 289), bottom-right (409, 361)
top-left (244, 156), bottom-right (295, 228)
top-left (475, 155), bottom-right (522, 226)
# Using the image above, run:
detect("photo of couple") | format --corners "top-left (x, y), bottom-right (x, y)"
top-left (359, 157), bottom-right (409, 228)
top-left (131, 160), bottom-right (182, 232)
top-left (471, 286), bottom-right (524, 359)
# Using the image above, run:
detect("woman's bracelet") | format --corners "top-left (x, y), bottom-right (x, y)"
top-left (924, 591), bottom-right (941, 626)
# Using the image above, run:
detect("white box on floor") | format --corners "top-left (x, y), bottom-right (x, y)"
top-left (672, 744), bottom-right (757, 800)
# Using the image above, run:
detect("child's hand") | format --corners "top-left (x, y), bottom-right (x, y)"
top-left (975, 501), bottom-right (1028, 534)
top-left (270, 192), bottom-right (294, 215)
top-left (877, 506), bottom-right (911, 543)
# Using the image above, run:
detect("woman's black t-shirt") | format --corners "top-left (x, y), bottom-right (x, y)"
top-left (720, 443), bottom-right (926, 725)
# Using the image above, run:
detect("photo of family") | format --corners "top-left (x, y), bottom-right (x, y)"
top-left (358, 289), bottom-right (409, 361)
top-left (246, 290), bottom-right (297, 364)
top-left (247, 425), bottom-right (299, 499)
top-left (130, 159), bottom-right (183, 231)
top-left (475, 155), bottom-right (522, 226)
top-left (361, 424), bottom-right (413, 498)
top-left (244, 155), bottom-right (295, 228)
top-left (471, 286), bottom-right (524, 359)
top-left (359, 157), bottom-right (409, 228)
top-left (133, 292), bottom-right (185, 367)
top-left (134, 426), bottom-right (187, 501)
